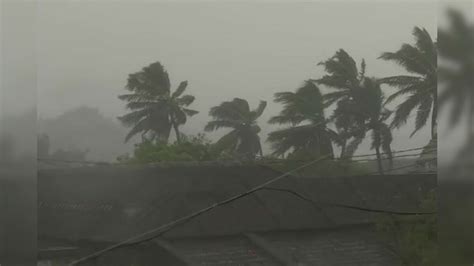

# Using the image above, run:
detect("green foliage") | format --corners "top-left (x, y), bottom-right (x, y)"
top-left (376, 190), bottom-right (437, 266)
top-left (119, 134), bottom-right (219, 163)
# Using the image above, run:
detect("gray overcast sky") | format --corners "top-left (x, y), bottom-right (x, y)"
top-left (35, 1), bottom-right (437, 154)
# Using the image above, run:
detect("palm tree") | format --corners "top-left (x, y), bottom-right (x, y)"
top-left (267, 81), bottom-right (336, 158)
top-left (379, 27), bottom-right (437, 138)
top-left (315, 49), bottom-right (367, 157)
top-left (205, 98), bottom-right (266, 159)
top-left (118, 62), bottom-right (198, 143)
top-left (337, 78), bottom-right (394, 174)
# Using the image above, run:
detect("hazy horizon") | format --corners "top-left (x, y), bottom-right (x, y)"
top-left (17, 1), bottom-right (438, 159)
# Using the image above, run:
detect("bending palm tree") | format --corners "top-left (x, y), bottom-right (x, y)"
top-left (379, 27), bottom-right (437, 138)
top-left (268, 81), bottom-right (336, 158)
top-left (205, 98), bottom-right (266, 159)
top-left (338, 78), bottom-right (394, 174)
top-left (118, 62), bottom-right (198, 143)
top-left (315, 49), bottom-right (367, 157)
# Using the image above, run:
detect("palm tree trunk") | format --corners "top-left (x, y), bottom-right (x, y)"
top-left (339, 139), bottom-right (347, 159)
top-left (375, 145), bottom-right (384, 175)
top-left (257, 140), bottom-right (263, 158)
top-left (431, 92), bottom-right (438, 139)
top-left (173, 123), bottom-right (182, 144)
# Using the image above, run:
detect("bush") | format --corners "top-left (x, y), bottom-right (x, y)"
top-left (119, 134), bottom-right (220, 163)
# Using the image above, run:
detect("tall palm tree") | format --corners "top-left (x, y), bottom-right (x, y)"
top-left (315, 49), bottom-right (367, 157)
top-left (338, 78), bottom-right (394, 174)
top-left (118, 62), bottom-right (198, 143)
top-left (205, 98), bottom-right (266, 159)
top-left (267, 81), bottom-right (336, 158)
top-left (379, 27), bottom-right (437, 138)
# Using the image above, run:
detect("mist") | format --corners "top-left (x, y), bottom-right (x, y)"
top-left (32, 1), bottom-right (438, 161)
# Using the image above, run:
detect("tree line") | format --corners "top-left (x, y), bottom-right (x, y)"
top-left (118, 26), bottom-right (437, 174)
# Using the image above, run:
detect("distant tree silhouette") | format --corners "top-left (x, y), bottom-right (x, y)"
top-left (205, 98), bottom-right (266, 159)
top-left (118, 62), bottom-right (198, 143)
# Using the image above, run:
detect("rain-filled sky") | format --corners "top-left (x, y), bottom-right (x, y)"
top-left (4, 1), bottom-right (439, 159)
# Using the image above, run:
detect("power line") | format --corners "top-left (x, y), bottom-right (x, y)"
top-left (37, 157), bottom-right (110, 165)
top-left (40, 145), bottom-right (436, 166)
top-left (362, 158), bottom-right (437, 176)
top-left (69, 155), bottom-right (437, 265)
top-left (260, 149), bottom-right (437, 165)
top-left (69, 154), bottom-right (333, 265)
top-left (258, 187), bottom-right (436, 215)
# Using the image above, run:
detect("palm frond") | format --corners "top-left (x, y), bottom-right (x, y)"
top-left (390, 93), bottom-right (423, 129)
top-left (251, 101), bottom-right (267, 119)
top-left (204, 120), bottom-right (241, 132)
top-left (411, 97), bottom-right (433, 137)
top-left (213, 130), bottom-right (239, 153)
top-left (384, 82), bottom-right (426, 105)
top-left (379, 75), bottom-right (423, 88)
top-left (268, 115), bottom-right (305, 125)
top-left (117, 109), bottom-right (151, 127)
top-left (125, 101), bottom-right (161, 110)
top-left (232, 98), bottom-right (251, 117)
top-left (177, 95), bottom-right (195, 106)
top-left (317, 49), bottom-right (359, 88)
top-left (182, 108), bottom-right (199, 117)
top-left (379, 44), bottom-right (433, 76)
top-left (322, 90), bottom-right (349, 107)
top-left (173, 108), bottom-right (187, 125)
top-left (209, 100), bottom-right (246, 121)
top-left (118, 93), bottom-right (152, 102)
top-left (124, 118), bottom-right (151, 143)
top-left (270, 81), bottom-right (325, 126)
top-left (171, 81), bottom-right (188, 99)
top-left (274, 92), bottom-right (296, 104)
top-left (315, 75), bottom-right (352, 90)
top-left (413, 27), bottom-right (437, 64)
top-left (267, 124), bottom-right (334, 157)
top-left (141, 61), bottom-right (171, 93)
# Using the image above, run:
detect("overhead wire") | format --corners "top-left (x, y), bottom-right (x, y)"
top-left (68, 156), bottom-right (436, 265)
